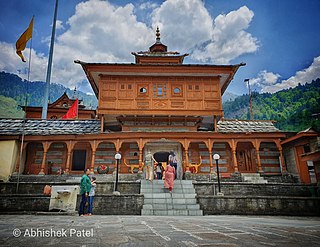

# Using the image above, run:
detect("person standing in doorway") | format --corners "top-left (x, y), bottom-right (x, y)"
top-left (156, 163), bottom-right (164, 180)
top-left (164, 162), bottom-right (175, 193)
top-left (144, 151), bottom-right (157, 181)
top-left (79, 168), bottom-right (92, 216)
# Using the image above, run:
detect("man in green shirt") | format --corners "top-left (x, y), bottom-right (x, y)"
top-left (79, 168), bottom-right (92, 216)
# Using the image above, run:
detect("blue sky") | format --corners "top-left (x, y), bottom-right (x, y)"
top-left (0, 0), bottom-right (319, 95)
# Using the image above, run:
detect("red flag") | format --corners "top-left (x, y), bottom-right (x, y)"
top-left (62, 99), bottom-right (78, 119)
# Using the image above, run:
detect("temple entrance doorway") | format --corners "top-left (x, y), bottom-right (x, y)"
top-left (237, 142), bottom-right (256, 173)
top-left (144, 141), bottom-right (182, 179)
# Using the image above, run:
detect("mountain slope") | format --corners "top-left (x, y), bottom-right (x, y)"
top-left (0, 71), bottom-right (97, 109)
top-left (223, 78), bottom-right (320, 131)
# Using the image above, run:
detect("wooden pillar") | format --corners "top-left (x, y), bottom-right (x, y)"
top-left (138, 138), bottom-right (144, 173)
top-left (213, 115), bottom-right (217, 132)
top-left (205, 139), bottom-right (214, 173)
top-left (253, 139), bottom-right (263, 173)
top-left (183, 139), bottom-right (190, 172)
top-left (90, 140), bottom-right (99, 173)
top-left (231, 139), bottom-right (238, 173)
top-left (275, 140), bottom-right (287, 174)
top-left (101, 114), bottom-right (104, 133)
top-left (65, 141), bottom-right (75, 174)
top-left (39, 141), bottom-right (50, 175)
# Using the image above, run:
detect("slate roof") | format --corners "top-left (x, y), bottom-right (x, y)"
top-left (0, 119), bottom-right (101, 136)
top-left (0, 118), bottom-right (281, 136)
top-left (217, 119), bottom-right (280, 133)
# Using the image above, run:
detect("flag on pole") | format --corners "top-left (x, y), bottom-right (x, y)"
top-left (16, 17), bottom-right (34, 62)
top-left (62, 99), bottom-right (79, 119)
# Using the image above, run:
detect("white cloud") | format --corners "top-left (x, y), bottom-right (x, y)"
top-left (55, 20), bottom-right (65, 30)
top-left (251, 56), bottom-right (320, 93)
top-left (139, 1), bottom-right (158, 10)
top-left (249, 70), bottom-right (281, 89)
top-left (0, 0), bottom-right (259, 93)
top-left (151, 0), bottom-right (213, 53)
top-left (0, 42), bottom-right (47, 82)
top-left (191, 5), bottom-right (259, 63)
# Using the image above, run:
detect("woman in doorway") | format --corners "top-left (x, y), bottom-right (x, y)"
top-left (164, 162), bottom-right (175, 193)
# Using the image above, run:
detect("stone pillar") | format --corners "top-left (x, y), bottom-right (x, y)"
top-left (39, 142), bottom-right (50, 175)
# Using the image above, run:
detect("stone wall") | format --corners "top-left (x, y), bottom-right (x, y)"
top-left (193, 182), bottom-right (315, 197)
top-left (0, 194), bottom-right (144, 215)
top-left (76, 195), bottom-right (144, 215)
top-left (197, 196), bottom-right (320, 216)
top-left (0, 181), bottom-right (140, 194)
top-left (0, 195), bottom-right (50, 212)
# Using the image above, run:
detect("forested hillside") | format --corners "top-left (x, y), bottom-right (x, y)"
top-left (223, 78), bottom-right (320, 132)
top-left (0, 71), bottom-right (319, 132)
top-left (0, 71), bottom-right (97, 111)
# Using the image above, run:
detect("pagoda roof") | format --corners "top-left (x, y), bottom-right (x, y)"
top-left (217, 119), bottom-right (281, 133)
top-left (0, 119), bottom-right (101, 136)
top-left (75, 60), bottom-right (245, 98)
top-left (0, 118), bottom-right (282, 136)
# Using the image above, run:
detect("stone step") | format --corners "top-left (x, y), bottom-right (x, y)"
top-left (144, 198), bottom-right (197, 204)
top-left (241, 173), bottom-right (262, 178)
top-left (143, 193), bottom-right (197, 199)
top-left (143, 204), bottom-right (200, 210)
top-left (140, 180), bottom-right (193, 185)
top-left (141, 209), bottom-right (203, 216)
top-left (141, 188), bottom-right (196, 194)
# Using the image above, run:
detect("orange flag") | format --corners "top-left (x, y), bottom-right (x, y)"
top-left (62, 99), bottom-right (79, 119)
top-left (16, 17), bottom-right (34, 62)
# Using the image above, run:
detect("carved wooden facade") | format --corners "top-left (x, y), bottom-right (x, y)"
top-left (9, 28), bottom-right (318, 183)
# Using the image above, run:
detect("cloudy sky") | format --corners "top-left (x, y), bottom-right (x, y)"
top-left (0, 0), bottom-right (319, 95)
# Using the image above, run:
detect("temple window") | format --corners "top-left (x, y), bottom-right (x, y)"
top-left (173, 87), bottom-right (181, 94)
top-left (153, 83), bottom-right (167, 98)
top-left (121, 84), bottom-right (125, 90)
top-left (62, 102), bottom-right (67, 107)
top-left (140, 87), bottom-right (147, 93)
top-left (128, 84), bottom-right (132, 90)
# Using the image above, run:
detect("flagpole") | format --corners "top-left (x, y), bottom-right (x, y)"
top-left (16, 16), bottom-right (34, 193)
top-left (42, 0), bottom-right (59, 119)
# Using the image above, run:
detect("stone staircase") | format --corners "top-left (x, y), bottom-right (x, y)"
top-left (241, 173), bottom-right (268, 184)
top-left (141, 179), bottom-right (203, 216)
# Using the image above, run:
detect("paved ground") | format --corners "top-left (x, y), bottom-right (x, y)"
top-left (0, 215), bottom-right (319, 246)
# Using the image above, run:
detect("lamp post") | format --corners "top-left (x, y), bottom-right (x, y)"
top-left (114, 153), bottom-right (121, 194)
top-left (213, 153), bottom-right (223, 196)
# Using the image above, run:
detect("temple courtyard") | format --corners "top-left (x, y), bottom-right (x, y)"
top-left (0, 215), bottom-right (319, 246)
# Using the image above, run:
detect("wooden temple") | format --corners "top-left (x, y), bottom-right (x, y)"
top-left (0, 28), bottom-right (319, 183)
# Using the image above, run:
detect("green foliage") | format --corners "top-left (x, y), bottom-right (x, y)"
top-left (223, 78), bottom-right (320, 132)
top-left (0, 71), bottom-right (97, 109)
top-left (0, 95), bottom-right (24, 118)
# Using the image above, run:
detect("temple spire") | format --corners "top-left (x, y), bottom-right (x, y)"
top-left (156, 26), bottom-right (161, 43)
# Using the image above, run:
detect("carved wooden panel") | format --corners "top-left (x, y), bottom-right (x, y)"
top-left (98, 76), bottom-right (223, 116)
